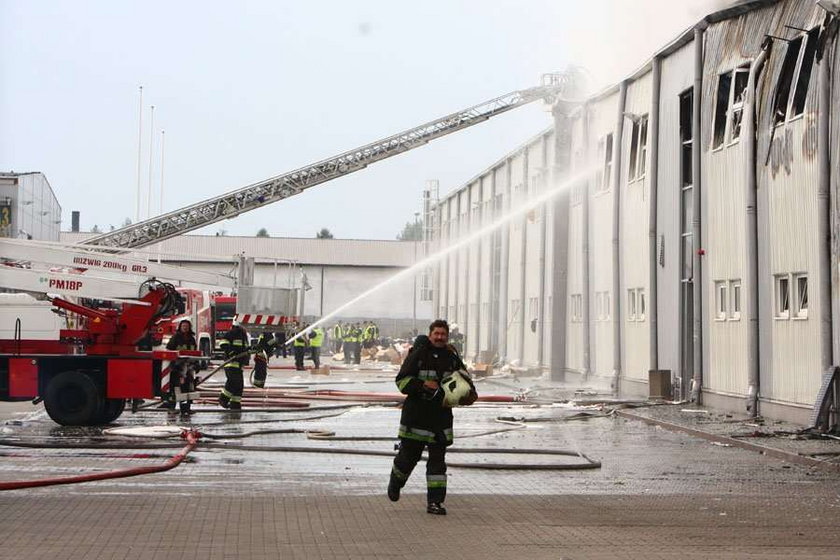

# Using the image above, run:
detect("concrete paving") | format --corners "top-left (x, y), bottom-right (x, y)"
top-left (2, 359), bottom-right (840, 559)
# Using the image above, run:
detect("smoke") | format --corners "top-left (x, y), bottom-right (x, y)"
top-left (566, 0), bottom-right (735, 91)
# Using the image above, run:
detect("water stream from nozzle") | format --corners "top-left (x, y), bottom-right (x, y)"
top-left (285, 167), bottom-right (594, 346)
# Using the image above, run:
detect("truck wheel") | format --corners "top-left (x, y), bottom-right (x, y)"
top-left (199, 339), bottom-right (211, 370)
top-left (44, 371), bottom-right (104, 426)
top-left (99, 398), bottom-right (126, 424)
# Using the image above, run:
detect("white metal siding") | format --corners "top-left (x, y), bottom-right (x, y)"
top-left (622, 74), bottom-right (653, 382)
top-left (657, 42), bottom-right (695, 380)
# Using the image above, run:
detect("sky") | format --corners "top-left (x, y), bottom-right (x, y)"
top-left (0, 0), bottom-right (728, 240)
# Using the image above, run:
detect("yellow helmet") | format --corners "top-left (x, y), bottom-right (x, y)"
top-left (441, 370), bottom-right (472, 407)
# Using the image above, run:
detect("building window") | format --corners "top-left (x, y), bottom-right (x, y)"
top-left (714, 281), bottom-right (728, 321)
top-left (604, 292), bottom-right (611, 320)
top-left (713, 64), bottom-right (750, 149)
top-left (628, 115), bottom-right (649, 181)
top-left (774, 28), bottom-right (820, 126)
top-left (730, 280), bottom-right (741, 321)
top-left (528, 297), bottom-right (539, 319)
top-left (775, 274), bottom-right (790, 319)
top-left (570, 294), bottom-right (583, 323)
top-left (680, 90), bottom-right (694, 187)
top-left (794, 273), bottom-right (808, 319)
top-left (627, 289), bottom-right (637, 321)
top-left (638, 289), bottom-right (646, 321)
top-left (509, 299), bottom-right (520, 321)
top-left (595, 133), bottom-right (614, 194)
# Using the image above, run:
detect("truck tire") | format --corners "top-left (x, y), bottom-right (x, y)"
top-left (44, 371), bottom-right (104, 426)
top-left (99, 398), bottom-right (126, 424)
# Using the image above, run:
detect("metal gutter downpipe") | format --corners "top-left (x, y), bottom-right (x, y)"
top-left (817, 29), bottom-right (835, 372)
top-left (612, 81), bottom-right (628, 394)
top-left (537, 136), bottom-right (548, 370)
top-left (690, 26), bottom-right (705, 403)
top-left (745, 40), bottom-right (770, 416)
top-left (582, 104), bottom-right (592, 380)
top-left (649, 57), bottom-right (661, 373)
top-left (519, 148), bottom-right (529, 366)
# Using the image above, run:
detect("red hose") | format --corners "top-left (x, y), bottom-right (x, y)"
top-left (0, 430), bottom-right (199, 491)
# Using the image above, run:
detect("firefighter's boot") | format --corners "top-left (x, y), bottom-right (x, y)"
top-left (427, 502), bottom-right (447, 515)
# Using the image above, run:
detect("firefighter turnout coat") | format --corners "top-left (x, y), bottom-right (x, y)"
top-left (395, 338), bottom-right (464, 446)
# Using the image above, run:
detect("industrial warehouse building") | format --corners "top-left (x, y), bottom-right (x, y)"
top-left (432, 0), bottom-right (840, 425)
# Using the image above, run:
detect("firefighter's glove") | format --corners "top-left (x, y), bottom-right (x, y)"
top-left (459, 389), bottom-right (478, 407)
top-left (420, 380), bottom-right (441, 403)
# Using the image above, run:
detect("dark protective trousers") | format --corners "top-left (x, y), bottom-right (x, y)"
top-left (293, 345), bottom-right (306, 370)
top-left (390, 438), bottom-right (447, 504)
top-left (310, 347), bottom-right (321, 368)
top-left (221, 365), bottom-right (244, 406)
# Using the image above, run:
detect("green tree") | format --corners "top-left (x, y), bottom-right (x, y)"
top-left (396, 220), bottom-right (422, 241)
top-left (316, 228), bottom-right (334, 239)
top-left (215, 228), bottom-right (228, 237)
top-left (91, 224), bottom-right (102, 233)
top-left (256, 228), bottom-right (270, 237)
top-left (122, 217), bottom-right (132, 227)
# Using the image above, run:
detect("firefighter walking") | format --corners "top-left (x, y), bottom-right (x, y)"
top-left (218, 320), bottom-right (249, 410)
top-left (387, 319), bottom-right (477, 515)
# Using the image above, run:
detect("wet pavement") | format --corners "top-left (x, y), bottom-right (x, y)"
top-left (2, 356), bottom-right (840, 559)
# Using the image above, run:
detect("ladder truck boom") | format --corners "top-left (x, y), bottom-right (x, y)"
top-left (84, 78), bottom-right (570, 249)
top-left (0, 240), bottom-right (232, 425)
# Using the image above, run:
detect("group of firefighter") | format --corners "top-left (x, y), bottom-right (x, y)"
top-left (332, 321), bottom-right (380, 365)
top-left (162, 318), bottom-right (380, 411)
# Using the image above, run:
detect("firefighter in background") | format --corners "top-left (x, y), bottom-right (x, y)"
top-left (342, 323), bottom-right (356, 365)
top-left (162, 319), bottom-right (197, 410)
top-left (273, 328), bottom-right (287, 358)
top-left (293, 323), bottom-right (310, 371)
top-left (449, 324), bottom-right (465, 356)
top-left (218, 320), bottom-right (249, 410)
top-left (346, 322), bottom-right (362, 364)
top-left (309, 325), bottom-right (325, 368)
top-left (362, 321), bottom-right (375, 349)
top-left (332, 322), bottom-right (343, 354)
top-left (251, 331), bottom-right (275, 389)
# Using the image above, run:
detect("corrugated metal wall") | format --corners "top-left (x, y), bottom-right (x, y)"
top-left (657, 42), bottom-right (696, 381)
top-left (566, 115), bottom-right (587, 374)
top-left (754, 2), bottom-right (825, 405)
top-left (589, 94), bottom-right (619, 379)
top-left (621, 73), bottom-right (654, 382)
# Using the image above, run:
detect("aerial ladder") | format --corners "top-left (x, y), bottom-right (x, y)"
top-left (0, 238), bottom-right (236, 424)
top-left (84, 74), bottom-right (575, 249)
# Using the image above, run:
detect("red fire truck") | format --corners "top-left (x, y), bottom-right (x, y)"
top-left (0, 239), bottom-right (234, 425)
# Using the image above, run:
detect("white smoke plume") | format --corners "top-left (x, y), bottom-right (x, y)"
top-left (566, 0), bottom-right (735, 90)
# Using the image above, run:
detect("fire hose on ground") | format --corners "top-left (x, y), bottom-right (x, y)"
top-left (0, 415), bottom-right (602, 490)
top-left (0, 429), bottom-right (199, 491)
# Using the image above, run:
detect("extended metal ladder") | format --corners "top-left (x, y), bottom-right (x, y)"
top-left (84, 76), bottom-right (571, 250)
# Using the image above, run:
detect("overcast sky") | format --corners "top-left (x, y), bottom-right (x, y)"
top-left (1, 0), bottom-right (725, 240)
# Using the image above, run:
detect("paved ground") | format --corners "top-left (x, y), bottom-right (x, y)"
top-left (2, 359), bottom-right (840, 559)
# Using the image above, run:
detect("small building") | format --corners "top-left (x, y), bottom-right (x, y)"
top-left (0, 172), bottom-right (62, 241)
